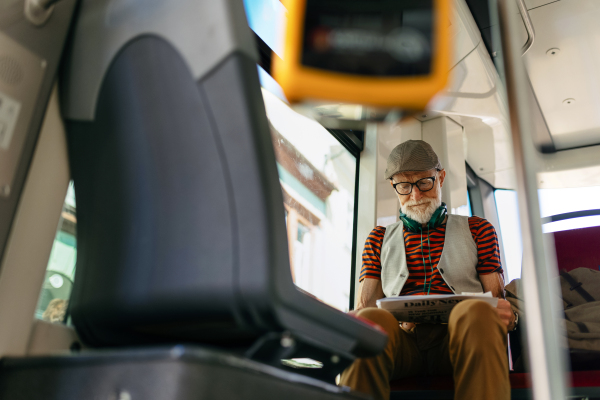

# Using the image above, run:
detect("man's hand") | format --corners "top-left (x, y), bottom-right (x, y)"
top-left (496, 299), bottom-right (516, 331)
top-left (400, 322), bottom-right (416, 331)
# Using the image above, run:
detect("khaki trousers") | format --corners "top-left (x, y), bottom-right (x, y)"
top-left (340, 300), bottom-right (510, 400)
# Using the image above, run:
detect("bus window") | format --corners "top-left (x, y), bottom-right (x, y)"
top-left (263, 88), bottom-right (357, 312)
top-left (496, 185), bottom-right (600, 282)
top-left (465, 191), bottom-right (472, 217)
top-left (539, 186), bottom-right (600, 233)
top-left (494, 189), bottom-right (523, 282)
top-left (453, 191), bottom-right (472, 217)
top-left (34, 181), bottom-right (76, 324)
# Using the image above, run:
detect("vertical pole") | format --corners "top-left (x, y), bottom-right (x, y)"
top-left (496, 0), bottom-right (570, 399)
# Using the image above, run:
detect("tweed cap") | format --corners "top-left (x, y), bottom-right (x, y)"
top-left (384, 140), bottom-right (442, 179)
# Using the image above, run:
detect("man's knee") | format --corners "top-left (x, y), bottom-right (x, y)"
top-left (449, 300), bottom-right (504, 346)
top-left (449, 299), bottom-right (497, 325)
top-left (355, 308), bottom-right (399, 336)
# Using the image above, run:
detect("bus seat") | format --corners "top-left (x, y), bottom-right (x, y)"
top-left (552, 226), bottom-right (600, 273)
top-left (57, 0), bottom-right (385, 384)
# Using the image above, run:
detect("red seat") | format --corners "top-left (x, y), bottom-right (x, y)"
top-left (390, 370), bottom-right (600, 399)
top-left (389, 372), bottom-right (531, 391)
top-left (552, 225), bottom-right (600, 273)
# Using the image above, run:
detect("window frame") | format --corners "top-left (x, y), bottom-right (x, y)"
top-left (466, 162), bottom-right (509, 282)
top-left (326, 129), bottom-right (364, 311)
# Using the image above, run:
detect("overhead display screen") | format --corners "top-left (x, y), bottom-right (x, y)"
top-left (301, 0), bottom-right (434, 77)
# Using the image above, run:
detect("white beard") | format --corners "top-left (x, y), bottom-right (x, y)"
top-left (401, 192), bottom-right (442, 225)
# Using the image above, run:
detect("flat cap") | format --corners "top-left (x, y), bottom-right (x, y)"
top-left (384, 140), bottom-right (442, 179)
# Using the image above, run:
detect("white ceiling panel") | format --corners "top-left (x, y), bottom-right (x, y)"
top-left (524, 0), bottom-right (600, 150)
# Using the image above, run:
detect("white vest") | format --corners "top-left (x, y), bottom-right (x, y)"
top-left (380, 215), bottom-right (483, 297)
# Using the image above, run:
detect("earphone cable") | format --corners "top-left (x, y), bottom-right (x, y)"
top-left (426, 226), bottom-right (434, 295)
top-left (420, 227), bottom-right (434, 295)
top-left (420, 228), bottom-right (427, 293)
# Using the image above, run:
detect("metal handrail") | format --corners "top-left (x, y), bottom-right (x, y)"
top-left (516, 0), bottom-right (535, 55)
top-left (24, 0), bottom-right (62, 26)
top-left (497, 0), bottom-right (570, 399)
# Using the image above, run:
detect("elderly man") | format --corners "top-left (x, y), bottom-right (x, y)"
top-left (340, 140), bottom-right (516, 400)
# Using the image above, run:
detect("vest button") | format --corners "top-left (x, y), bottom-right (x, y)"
top-left (440, 268), bottom-right (445, 274)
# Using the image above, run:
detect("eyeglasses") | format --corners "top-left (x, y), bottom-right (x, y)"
top-left (392, 176), bottom-right (436, 195)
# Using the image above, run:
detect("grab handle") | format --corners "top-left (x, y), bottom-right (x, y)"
top-left (516, 0), bottom-right (535, 55)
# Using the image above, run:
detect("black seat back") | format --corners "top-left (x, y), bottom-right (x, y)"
top-left (62, 0), bottom-right (387, 380)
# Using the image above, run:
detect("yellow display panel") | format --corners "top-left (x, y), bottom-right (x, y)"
top-left (273, 0), bottom-right (452, 110)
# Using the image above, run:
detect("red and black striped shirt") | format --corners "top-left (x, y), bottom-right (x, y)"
top-left (359, 216), bottom-right (503, 296)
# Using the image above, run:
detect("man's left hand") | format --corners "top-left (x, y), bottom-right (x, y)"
top-left (496, 299), bottom-right (515, 331)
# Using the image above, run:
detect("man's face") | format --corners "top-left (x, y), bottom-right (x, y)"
top-left (391, 169), bottom-right (446, 225)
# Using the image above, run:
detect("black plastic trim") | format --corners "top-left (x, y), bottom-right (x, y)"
top-left (254, 33), bottom-right (274, 75)
top-left (465, 162), bottom-right (479, 188)
top-left (326, 129), bottom-right (364, 157)
top-left (254, 32), bottom-right (283, 77)
top-left (542, 209), bottom-right (600, 225)
top-left (349, 154), bottom-right (360, 310)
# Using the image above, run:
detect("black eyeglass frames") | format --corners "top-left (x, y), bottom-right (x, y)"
top-left (392, 176), bottom-right (436, 195)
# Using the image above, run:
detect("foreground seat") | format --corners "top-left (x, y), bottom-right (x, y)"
top-left (0, 347), bottom-right (368, 400)
top-left (59, 0), bottom-right (386, 381)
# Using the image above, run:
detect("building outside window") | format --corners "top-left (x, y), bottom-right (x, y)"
top-left (35, 182), bottom-right (76, 323)
top-left (264, 89), bottom-right (357, 312)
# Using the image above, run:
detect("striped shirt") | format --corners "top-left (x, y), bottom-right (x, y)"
top-left (359, 216), bottom-right (502, 296)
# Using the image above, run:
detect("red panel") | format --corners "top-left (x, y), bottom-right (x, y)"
top-left (389, 374), bottom-right (532, 391)
top-left (509, 373), bottom-right (532, 389)
top-left (552, 225), bottom-right (600, 272)
top-left (390, 371), bottom-right (600, 392)
top-left (571, 370), bottom-right (600, 387)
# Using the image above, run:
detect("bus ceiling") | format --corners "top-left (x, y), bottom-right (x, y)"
top-left (262, 0), bottom-right (600, 192)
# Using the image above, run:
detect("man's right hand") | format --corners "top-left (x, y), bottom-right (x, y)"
top-left (400, 322), bottom-right (416, 331)
top-left (495, 299), bottom-right (516, 331)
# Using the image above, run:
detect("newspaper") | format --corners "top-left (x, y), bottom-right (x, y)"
top-left (376, 293), bottom-right (498, 323)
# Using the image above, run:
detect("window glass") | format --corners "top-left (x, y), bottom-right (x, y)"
top-left (539, 186), bottom-right (600, 233)
top-left (452, 191), bottom-right (472, 217)
top-left (466, 191), bottom-right (472, 217)
top-left (242, 0), bottom-right (286, 58)
top-left (263, 88), bottom-right (356, 312)
top-left (495, 186), bottom-right (600, 278)
top-left (494, 189), bottom-right (522, 282)
top-left (35, 181), bottom-right (76, 323)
